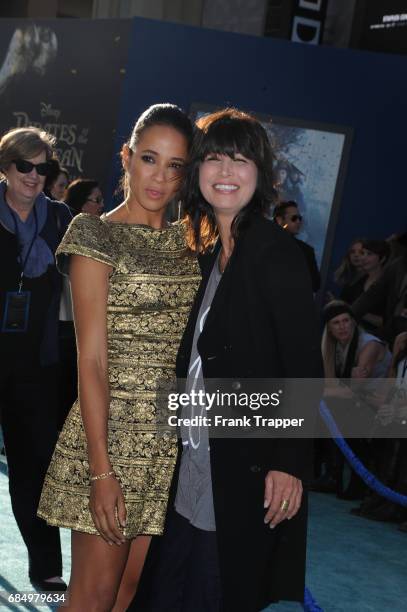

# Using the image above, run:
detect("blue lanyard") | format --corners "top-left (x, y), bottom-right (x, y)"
top-left (9, 206), bottom-right (38, 292)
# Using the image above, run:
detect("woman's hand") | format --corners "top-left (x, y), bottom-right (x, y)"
top-left (393, 332), bottom-right (407, 357)
top-left (263, 470), bottom-right (303, 528)
top-left (89, 476), bottom-right (127, 546)
top-left (375, 403), bottom-right (395, 426)
top-left (351, 365), bottom-right (369, 378)
top-left (323, 383), bottom-right (353, 399)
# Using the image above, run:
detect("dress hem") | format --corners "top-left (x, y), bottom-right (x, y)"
top-left (37, 511), bottom-right (164, 539)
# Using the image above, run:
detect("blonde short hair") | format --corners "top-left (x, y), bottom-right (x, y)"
top-left (0, 127), bottom-right (56, 178)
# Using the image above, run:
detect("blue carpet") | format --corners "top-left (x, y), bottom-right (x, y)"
top-left (1, 451), bottom-right (406, 611)
top-left (304, 493), bottom-right (407, 612)
top-left (0, 455), bottom-right (70, 611)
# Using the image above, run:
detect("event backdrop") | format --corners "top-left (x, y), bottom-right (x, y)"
top-left (0, 17), bottom-right (406, 285)
top-left (0, 19), bottom-right (131, 190)
top-left (110, 17), bottom-right (407, 289)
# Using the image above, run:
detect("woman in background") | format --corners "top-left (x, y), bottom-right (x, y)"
top-left (321, 300), bottom-right (391, 499)
top-left (342, 239), bottom-right (390, 334)
top-left (64, 178), bottom-right (104, 216)
top-left (0, 126), bottom-right (71, 590)
top-left (357, 332), bottom-right (407, 524)
top-left (334, 238), bottom-right (365, 299)
top-left (43, 158), bottom-right (69, 201)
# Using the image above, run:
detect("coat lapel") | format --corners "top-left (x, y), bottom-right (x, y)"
top-left (176, 242), bottom-right (220, 377)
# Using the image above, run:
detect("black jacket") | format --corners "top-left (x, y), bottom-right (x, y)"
top-left (176, 215), bottom-right (323, 610)
top-left (352, 255), bottom-right (407, 343)
top-left (0, 199), bottom-right (71, 366)
top-left (294, 237), bottom-right (321, 292)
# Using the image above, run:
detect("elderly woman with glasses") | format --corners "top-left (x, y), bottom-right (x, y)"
top-left (64, 178), bottom-right (104, 216)
top-left (0, 126), bottom-right (72, 590)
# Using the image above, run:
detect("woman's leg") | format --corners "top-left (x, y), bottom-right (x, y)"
top-left (66, 531), bottom-right (131, 612)
top-left (112, 535), bottom-right (151, 612)
top-left (127, 509), bottom-right (194, 611)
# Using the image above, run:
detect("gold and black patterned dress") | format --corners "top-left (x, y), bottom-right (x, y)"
top-left (38, 213), bottom-right (200, 538)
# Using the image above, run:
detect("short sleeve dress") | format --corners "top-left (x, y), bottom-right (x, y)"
top-left (38, 213), bottom-right (200, 538)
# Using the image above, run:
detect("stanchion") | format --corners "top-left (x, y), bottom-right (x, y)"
top-left (319, 400), bottom-right (407, 507)
top-left (303, 587), bottom-right (324, 611)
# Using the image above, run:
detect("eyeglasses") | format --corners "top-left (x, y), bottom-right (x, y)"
top-left (12, 159), bottom-right (52, 177)
top-left (86, 196), bottom-right (103, 204)
top-left (290, 214), bottom-right (303, 222)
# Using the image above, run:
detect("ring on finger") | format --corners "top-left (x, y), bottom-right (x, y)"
top-left (280, 499), bottom-right (289, 512)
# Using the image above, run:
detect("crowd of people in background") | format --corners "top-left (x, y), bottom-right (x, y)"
top-left (0, 115), bottom-right (406, 607)
top-left (314, 230), bottom-right (407, 533)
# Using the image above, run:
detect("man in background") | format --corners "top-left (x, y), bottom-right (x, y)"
top-left (273, 200), bottom-right (321, 292)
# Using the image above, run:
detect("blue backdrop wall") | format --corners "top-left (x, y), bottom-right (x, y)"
top-left (110, 17), bottom-right (407, 284)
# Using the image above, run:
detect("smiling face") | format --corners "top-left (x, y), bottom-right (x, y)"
top-left (123, 124), bottom-right (188, 217)
top-left (4, 150), bottom-right (47, 205)
top-left (328, 313), bottom-right (355, 345)
top-left (198, 153), bottom-right (258, 218)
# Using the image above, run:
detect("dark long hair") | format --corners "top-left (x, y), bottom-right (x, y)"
top-left (65, 179), bottom-right (99, 213)
top-left (183, 108), bottom-right (277, 253)
top-left (43, 159), bottom-right (69, 199)
top-left (334, 237), bottom-right (365, 287)
top-left (361, 239), bottom-right (391, 267)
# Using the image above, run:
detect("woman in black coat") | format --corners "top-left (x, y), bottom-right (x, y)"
top-left (134, 108), bottom-right (322, 612)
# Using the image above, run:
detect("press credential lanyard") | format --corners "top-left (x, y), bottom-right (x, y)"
top-left (10, 206), bottom-right (38, 292)
top-left (1, 206), bottom-right (38, 333)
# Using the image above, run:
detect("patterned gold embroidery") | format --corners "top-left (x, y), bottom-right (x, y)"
top-left (38, 213), bottom-right (200, 537)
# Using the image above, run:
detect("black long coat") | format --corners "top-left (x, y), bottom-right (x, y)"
top-left (175, 214), bottom-right (323, 611)
top-left (294, 237), bottom-right (321, 293)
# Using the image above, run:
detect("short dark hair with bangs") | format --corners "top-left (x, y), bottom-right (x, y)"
top-left (183, 108), bottom-right (277, 252)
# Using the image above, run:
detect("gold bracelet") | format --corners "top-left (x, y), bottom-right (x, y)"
top-left (90, 470), bottom-right (115, 482)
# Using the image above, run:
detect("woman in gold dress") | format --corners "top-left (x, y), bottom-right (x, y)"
top-left (38, 104), bottom-right (200, 611)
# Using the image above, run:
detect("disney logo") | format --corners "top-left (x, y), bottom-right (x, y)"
top-left (40, 102), bottom-right (61, 120)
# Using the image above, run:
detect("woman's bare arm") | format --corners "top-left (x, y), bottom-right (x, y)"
top-left (70, 254), bottom-right (112, 475)
top-left (70, 255), bottom-right (126, 544)
top-left (353, 341), bottom-right (384, 379)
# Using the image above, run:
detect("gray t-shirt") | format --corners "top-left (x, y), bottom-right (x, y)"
top-left (174, 255), bottom-right (222, 531)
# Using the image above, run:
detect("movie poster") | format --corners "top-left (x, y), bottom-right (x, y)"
top-left (0, 19), bottom-right (132, 191)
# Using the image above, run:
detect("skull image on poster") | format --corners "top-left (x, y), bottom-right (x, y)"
top-left (0, 25), bottom-right (58, 95)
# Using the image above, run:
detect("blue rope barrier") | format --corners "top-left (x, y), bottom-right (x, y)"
top-left (319, 400), bottom-right (407, 507)
top-left (301, 398), bottom-right (407, 612)
top-left (303, 587), bottom-right (324, 612)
